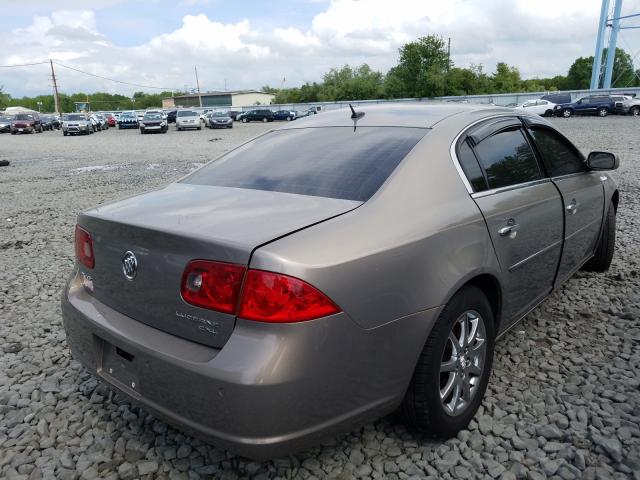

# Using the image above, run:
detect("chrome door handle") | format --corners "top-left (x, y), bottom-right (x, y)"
top-left (498, 221), bottom-right (519, 236)
top-left (566, 200), bottom-right (579, 214)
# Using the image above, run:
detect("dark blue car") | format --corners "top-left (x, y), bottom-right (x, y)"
top-left (273, 110), bottom-right (296, 121)
top-left (553, 95), bottom-right (615, 118)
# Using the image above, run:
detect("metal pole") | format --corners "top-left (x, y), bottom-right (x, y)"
top-left (195, 66), bottom-right (202, 107)
top-left (603, 0), bottom-right (623, 88)
top-left (50, 59), bottom-right (61, 115)
top-left (591, 0), bottom-right (610, 89)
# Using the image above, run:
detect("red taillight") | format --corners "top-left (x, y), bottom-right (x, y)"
top-left (180, 260), bottom-right (246, 314)
top-left (74, 225), bottom-right (95, 269)
top-left (238, 270), bottom-right (340, 323)
top-left (180, 261), bottom-right (341, 322)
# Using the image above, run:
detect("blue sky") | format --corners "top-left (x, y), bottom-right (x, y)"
top-left (1, 0), bottom-right (638, 97)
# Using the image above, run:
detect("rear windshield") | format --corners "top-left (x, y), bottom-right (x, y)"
top-left (183, 127), bottom-right (427, 201)
top-left (178, 110), bottom-right (197, 117)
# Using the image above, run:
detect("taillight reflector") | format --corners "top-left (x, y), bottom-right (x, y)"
top-left (180, 260), bottom-right (246, 314)
top-left (238, 270), bottom-right (340, 323)
top-left (74, 225), bottom-right (95, 269)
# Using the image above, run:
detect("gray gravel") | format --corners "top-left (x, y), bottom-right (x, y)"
top-left (1, 117), bottom-right (639, 479)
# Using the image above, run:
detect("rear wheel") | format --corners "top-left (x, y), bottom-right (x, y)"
top-left (562, 109), bottom-right (572, 118)
top-left (583, 203), bottom-right (616, 272)
top-left (630, 106), bottom-right (640, 116)
top-left (544, 109), bottom-right (553, 117)
top-left (597, 107), bottom-right (608, 117)
top-left (262, 117), bottom-right (268, 123)
top-left (401, 286), bottom-right (495, 437)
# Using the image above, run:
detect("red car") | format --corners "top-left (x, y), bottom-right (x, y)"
top-left (11, 113), bottom-right (43, 134)
top-left (106, 114), bottom-right (116, 127)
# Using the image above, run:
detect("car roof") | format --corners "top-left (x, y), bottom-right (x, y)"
top-left (278, 103), bottom-right (514, 129)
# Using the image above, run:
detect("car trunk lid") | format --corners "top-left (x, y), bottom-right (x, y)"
top-left (77, 183), bottom-right (360, 348)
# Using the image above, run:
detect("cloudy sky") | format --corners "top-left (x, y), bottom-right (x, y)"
top-left (1, 0), bottom-right (639, 97)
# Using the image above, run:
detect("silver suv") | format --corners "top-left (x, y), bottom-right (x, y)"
top-left (62, 114), bottom-right (93, 136)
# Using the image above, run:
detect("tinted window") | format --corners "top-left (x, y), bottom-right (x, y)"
top-left (184, 127), bottom-right (427, 201)
top-left (177, 110), bottom-right (197, 117)
top-left (458, 140), bottom-right (487, 192)
top-left (529, 127), bottom-right (587, 177)
top-left (474, 128), bottom-right (542, 189)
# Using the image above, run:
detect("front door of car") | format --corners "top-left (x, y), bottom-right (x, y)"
top-left (460, 120), bottom-right (564, 324)
top-left (526, 124), bottom-right (604, 283)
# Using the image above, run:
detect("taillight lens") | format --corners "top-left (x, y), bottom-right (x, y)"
top-left (180, 260), bottom-right (246, 314)
top-left (238, 270), bottom-right (340, 323)
top-left (74, 225), bottom-right (95, 269)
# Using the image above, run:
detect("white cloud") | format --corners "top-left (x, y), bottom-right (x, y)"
top-left (1, 0), bottom-right (637, 97)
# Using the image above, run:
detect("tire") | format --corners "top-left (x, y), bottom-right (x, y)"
top-left (262, 117), bottom-right (268, 123)
top-left (63, 132), bottom-right (68, 136)
top-left (597, 107), bottom-right (608, 117)
top-left (583, 203), bottom-right (616, 272)
top-left (544, 110), bottom-right (553, 117)
top-left (197, 126), bottom-right (201, 130)
top-left (140, 129), bottom-right (145, 134)
top-left (286, 117), bottom-right (291, 121)
top-left (562, 109), bottom-right (572, 118)
top-left (630, 106), bottom-right (640, 116)
top-left (400, 285), bottom-right (495, 438)
top-left (242, 118), bottom-right (248, 123)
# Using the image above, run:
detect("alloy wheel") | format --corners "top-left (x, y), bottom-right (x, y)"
top-left (439, 310), bottom-right (487, 416)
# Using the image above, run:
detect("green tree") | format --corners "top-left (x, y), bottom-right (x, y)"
top-left (490, 63), bottom-right (522, 93)
top-left (388, 35), bottom-right (450, 98)
top-left (565, 56), bottom-right (593, 89)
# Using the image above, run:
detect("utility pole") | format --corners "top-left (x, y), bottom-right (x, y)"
top-left (194, 66), bottom-right (202, 107)
top-left (50, 59), bottom-right (61, 115)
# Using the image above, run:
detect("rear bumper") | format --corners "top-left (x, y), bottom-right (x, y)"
top-left (61, 270), bottom-right (439, 459)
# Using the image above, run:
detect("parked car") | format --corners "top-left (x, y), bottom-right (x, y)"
top-left (554, 95), bottom-right (616, 117)
top-left (95, 114), bottom-right (109, 130)
top-left (166, 110), bottom-right (177, 123)
top-left (273, 110), bottom-right (296, 121)
top-left (227, 110), bottom-right (240, 121)
top-left (235, 111), bottom-right (248, 122)
top-left (205, 111), bottom-right (233, 129)
top-left (118, 112), bottom-right (139, 129)
top-left (0, 115), bottom-right (14, 133)
top-left (240, 109), bottom-right (274, 123)
top-left (10, 113), bottom-right (42, 134)
top-left (140, 112), bottom-right (168, 134)
top-left (176, 110), bottom-right (201, 130)
top-left (62, 105), bottom-right (619, 459)
top-left (62, 113), bottom-right (93, 136)
top-left (540, 93), bottom-right (572, 105)
top-left (514, 99), bottom-right (556, 117)
top-left (614, 96), bottom-right (640, 116)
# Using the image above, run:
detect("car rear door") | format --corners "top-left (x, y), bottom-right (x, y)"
top-left (457, 118), bottom-right (564, 324)
top-left (525, 122), bottom-right (604, 283)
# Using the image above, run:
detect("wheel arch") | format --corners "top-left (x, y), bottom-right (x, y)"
top-left (611, 189), bottom-right (619, 213)
top-left (440, 271), bottom-right (504, 335)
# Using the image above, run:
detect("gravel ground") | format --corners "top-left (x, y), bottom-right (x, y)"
top-left (0, 117), bottom-right (639, 480)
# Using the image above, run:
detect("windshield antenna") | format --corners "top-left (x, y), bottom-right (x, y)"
top-left (349, 103), bottom-right (365, 131)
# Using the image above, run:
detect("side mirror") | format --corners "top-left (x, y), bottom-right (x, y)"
top-left (587, 151), bottom-right (619, 170)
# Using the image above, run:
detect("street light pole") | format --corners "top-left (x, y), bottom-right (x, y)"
top-left (195, 66), bottom-right (202, 107)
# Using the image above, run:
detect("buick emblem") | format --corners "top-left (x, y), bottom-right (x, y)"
top-left (122, 251), bottom-right (138, 280)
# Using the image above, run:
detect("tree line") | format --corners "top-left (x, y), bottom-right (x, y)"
top-left (263, 36), bottom-right (639, 104)
top-left (2, 35), bottom-right (639, 112)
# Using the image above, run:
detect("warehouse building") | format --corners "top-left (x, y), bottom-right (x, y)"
top-left (162, 90), bottom-right (275, 109)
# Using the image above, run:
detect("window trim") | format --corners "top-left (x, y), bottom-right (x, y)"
top-left (451, 114), bottom-right (548, 195)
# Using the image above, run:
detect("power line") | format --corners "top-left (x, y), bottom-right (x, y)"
top-left (52, 61), bottom-right (178, 91)
top-left (0, 61), bottom-right (49, 68)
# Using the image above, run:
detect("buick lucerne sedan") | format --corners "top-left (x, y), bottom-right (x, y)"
top-left (62, 104), bottom-right (619, 459)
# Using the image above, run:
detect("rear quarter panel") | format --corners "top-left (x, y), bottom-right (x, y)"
top-left (250, 115), bottom-right (502, 331)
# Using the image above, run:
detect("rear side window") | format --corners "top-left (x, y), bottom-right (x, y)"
top-left (184, 127), bottom-right (427, 201)
top-left (529, 127), bottom-right (587, 177)
top-left (457, 140), bottom-right (487, 192)
top-left (473, 128), bottom-right (542, 189)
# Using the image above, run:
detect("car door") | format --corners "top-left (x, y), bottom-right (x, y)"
top-left (526, 123), bottom-right (604, 284)
top-left (459, 119), bottom-right (564, 324)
